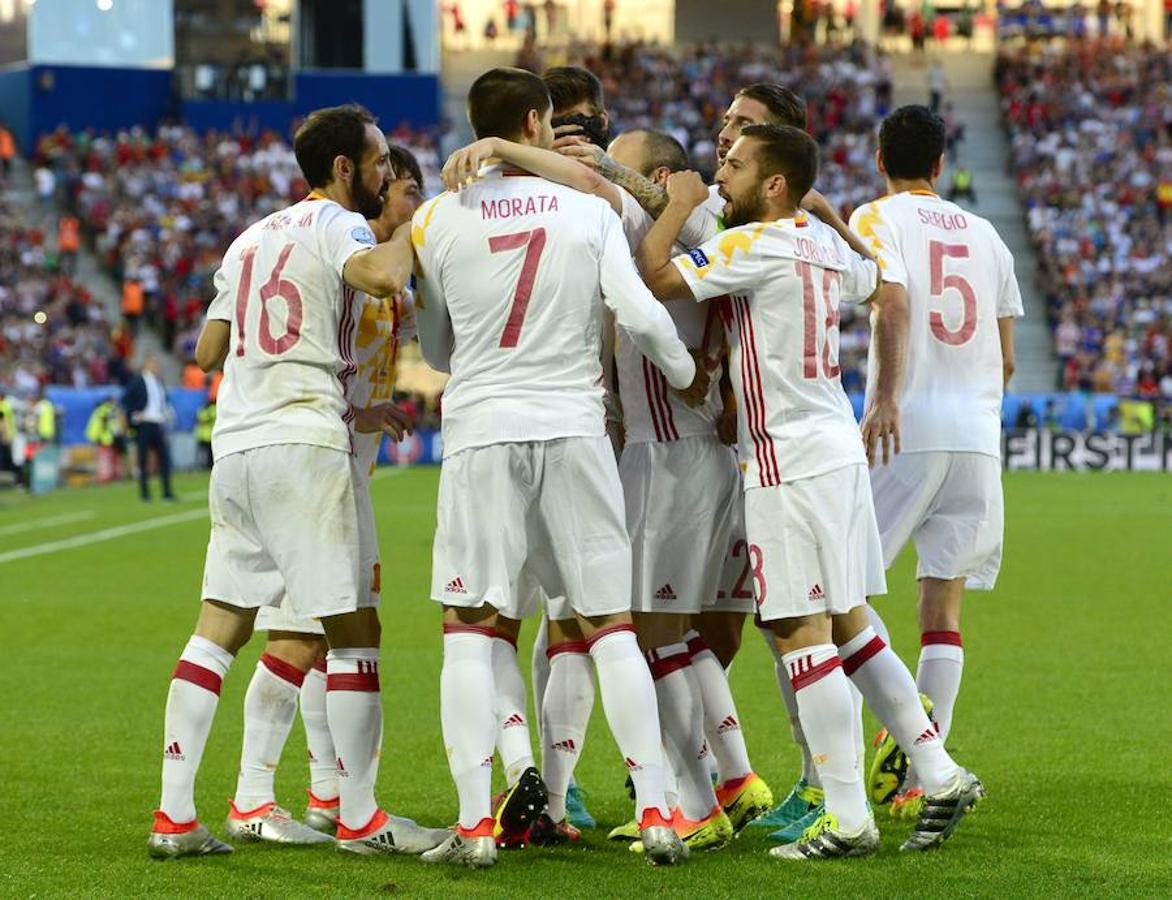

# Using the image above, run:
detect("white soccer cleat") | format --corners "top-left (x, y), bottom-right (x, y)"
top-left (420, 831), bottom-right (497, 868)
top-left (335, 809), bottom-right (450, 856)
top-left (767, 811), bottom-right (880, 861)
top-left (224, 801), bottom-right (333, 845)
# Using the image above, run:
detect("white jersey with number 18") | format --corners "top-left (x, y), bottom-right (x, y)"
top-left (411, 165), bottom-right (695, 458)
top-left (206, 197), bottom-right (377, 461)
top-left (673, 213), bottom-right (879, 488)
top-left (849, 191), bottom-right (1024, 458)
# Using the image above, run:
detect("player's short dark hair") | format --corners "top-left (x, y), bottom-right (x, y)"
top-left (468, 67), bottom-right (552, 140)
top-left (740, 124), bottom-right (818, 205)
top-left (632, 129), bottom-right (690, 175)
top-left (387, 143), bottom-right (423, 188)
top-left (879, 105), bottom-right (946, 180)
top-left (294, 104), bottom-right (377, 189)
top-left (543, 66), bottom-right (605, 115)
top-left (735, 83), bottom-right (807, 129)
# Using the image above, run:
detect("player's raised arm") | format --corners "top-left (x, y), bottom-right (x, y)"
top-left (444, 136), bottom-right (623, 215)
top-left (802, 188), bottom-right (874, 261)
top-left (636, 171), bottom-right (711, 300)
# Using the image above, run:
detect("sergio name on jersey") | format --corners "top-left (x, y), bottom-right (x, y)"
top-left (673, 213), bottom-right (879, 488)
top-left (850, 191), bottom-right (1024, 458)
top-left (207, 197), bottom-right (377, 461)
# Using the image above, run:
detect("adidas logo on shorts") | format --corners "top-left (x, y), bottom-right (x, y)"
top-left (654, 584), bottom-right (677, 601)
top-left (445, 576), bottom-right (468, 594)
top-left (807, 583), bottom-right (826, 602)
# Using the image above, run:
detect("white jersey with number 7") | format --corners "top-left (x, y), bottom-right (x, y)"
top-left (849, 191), bottom-right (1024, 458)
top-left (411, 165), bottom-right (695, 458)
top-left (206, 196), bottom-right (378, 461)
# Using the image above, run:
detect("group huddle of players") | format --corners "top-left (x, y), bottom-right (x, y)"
top-left (146, 59), bottom-right (1022, 870)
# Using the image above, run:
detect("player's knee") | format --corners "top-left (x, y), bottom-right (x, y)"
top-left (264, 632), bottom-right (326, 672)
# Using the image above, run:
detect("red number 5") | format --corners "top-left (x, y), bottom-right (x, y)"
top-left (490, 228), bottom-right (547, 348)
top-left (233, 242), bottom-right (303, 356)
top-left (929, 241), bottom-right (977, 346)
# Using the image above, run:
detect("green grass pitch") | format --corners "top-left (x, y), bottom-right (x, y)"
top-left (2, 468), bottom-right (1170, 897)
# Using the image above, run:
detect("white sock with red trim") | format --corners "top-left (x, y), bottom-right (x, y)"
top-left (647, 642), bottom-right (718, 821)
top-left (234, 653), bottom-right (304, 811)
top-left (159, 635), bottom-right (234, 824)
top-left (492, 634), bottom-right (535, 787)
top-left (300, 660), bottom-right (338, 803)
top-left (326, 648), bottom-right (382, 833)
top-left (763, 626), bottom-right (820, 788)
top-left (916, 631), bottom-right (964, 741)
top-left (840, 627), bottom-right (960, 795)
top-left (687, 630), bottom-right (753, 784)
top-left (588, 626), bottom-right (670, 822)
top-left (441, 627), bottom-right (496, 832)
top-left (782, 644), bottom-right (869, 832)
top-left (541, 637), bottom-right (593, 823)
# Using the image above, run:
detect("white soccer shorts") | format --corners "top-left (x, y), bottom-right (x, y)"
top-left (869, 450), bottom-right (1004, 590)
top-left (745, 463), bottom-right (887, 623)
top-left (201, 444), bottom-right (367, 620)
top-left (431, 436), bottom-right (631, 621)
top-left (253, 470), bottom-right (382, 635)
top-left (711, 490), bottom-right (757, 614)
top-left (621, 436), bottom-right (741, 615)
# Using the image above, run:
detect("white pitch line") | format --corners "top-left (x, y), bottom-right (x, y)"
top-left (0, 510), bottom-right (96, 537)
top-left (0, 508), bottom-right (207, 566)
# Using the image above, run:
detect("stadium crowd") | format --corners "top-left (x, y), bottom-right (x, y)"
top-left (31, 123), bottom-right (445, 363)
top-left (997, 42), bottom-right (1172, 402)
top-left (0, 201), bottom-right (128, 391)
top-left (552, 39), bottom-right (895, 391)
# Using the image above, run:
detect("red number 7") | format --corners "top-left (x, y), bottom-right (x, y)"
top-left (489, 228), bottom-right (547, 348)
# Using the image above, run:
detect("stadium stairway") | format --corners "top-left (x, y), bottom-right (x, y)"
top-left (891, 51), bottom-right (1054, 392)
top-left (7, 156), bottom-right (175, 381)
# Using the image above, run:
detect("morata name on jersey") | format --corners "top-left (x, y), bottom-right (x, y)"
top-left (481, 194), bottom-right (561, 220)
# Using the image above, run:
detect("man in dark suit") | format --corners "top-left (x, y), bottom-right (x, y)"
top-left (123, 355), bottom-right (176, 501)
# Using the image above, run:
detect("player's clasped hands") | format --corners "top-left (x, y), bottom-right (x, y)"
top-left (665, 171), bottom-right (709, 209)
top-left (353, 403), bottom-right (414, 440)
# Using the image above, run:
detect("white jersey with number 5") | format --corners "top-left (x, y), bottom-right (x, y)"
top-left (411, 165), bottom-right (695, 458)
top-left (206, 197), bottom-right (377, 461)
top-left (672, 213), bottom-right (879, 488)
top-left (849, 191), bottom-right (1024, 458)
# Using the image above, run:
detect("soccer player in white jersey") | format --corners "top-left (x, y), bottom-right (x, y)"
top-left (442, 119), bottom-right (774, 849)
top-left (412, 67), bottom-right (708, 868)
top-left (848, 106), bottom-right (1023, 818)
top-left (220, 145), bottom-right (426, 846)
top-left (638, 123), bottom-right (984, 858)
top-left (147, 106), bottom-right (443, 859)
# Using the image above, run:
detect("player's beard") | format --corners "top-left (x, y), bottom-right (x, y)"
top-left (723, 186), bottom-right (767, 228)
top-left (350, 165), bottom-right (385, 220)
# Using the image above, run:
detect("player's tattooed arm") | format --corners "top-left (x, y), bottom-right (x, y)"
top-left (636, 171), bottom-right (708, 301)
top-left (861, 281), bottom-right (909, 467)
top-left (559, 141), bottom-right (670, 218)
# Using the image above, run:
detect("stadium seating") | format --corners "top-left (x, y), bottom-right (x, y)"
top-left (997, 41), bottom-right (1172, 405)
top-left (0, 200), bottom-right (127, 390)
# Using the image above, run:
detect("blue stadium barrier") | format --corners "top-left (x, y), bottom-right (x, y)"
top-left (39, 388), bottom-right (1130, 451)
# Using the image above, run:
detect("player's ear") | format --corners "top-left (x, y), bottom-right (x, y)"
top-left (875, 149), bottom-right (886, 177)
top-left (651, 165), bottom-right (671, 187)
top-left (523, 107), bottom-right (540, 140)
top-left (333, 153), bottom-right (353, 184)
top-left (932, 154), bottom-right (944, 181)
top-left (765, 172), bottom-right (787, 201)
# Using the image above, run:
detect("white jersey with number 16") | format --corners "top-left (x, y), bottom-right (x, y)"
top-left (849, 191), bottom-right (1024, 458)
top-left (206, 197), bottom-right (378, 461)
